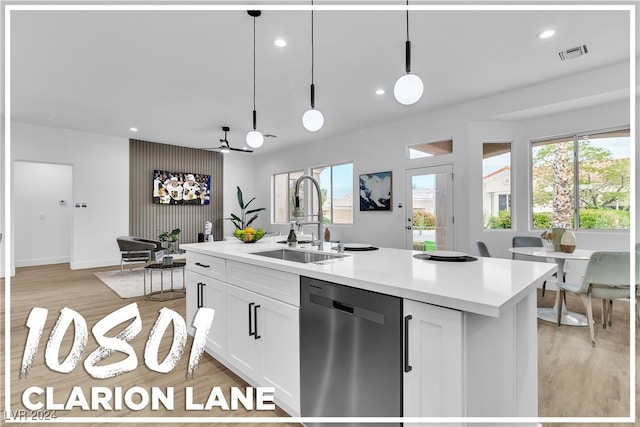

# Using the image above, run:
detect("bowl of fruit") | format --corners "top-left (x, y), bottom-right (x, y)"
top-left (233, 227), bottom-right (265, 243)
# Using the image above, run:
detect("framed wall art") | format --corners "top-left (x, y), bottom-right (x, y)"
top-left (359, 171), bottom-right (392, 211)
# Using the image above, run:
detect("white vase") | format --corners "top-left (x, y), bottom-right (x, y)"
top-left (544, 241), bottom-right (555, 252)
top-left (560, 231), bottom-right (576, 253)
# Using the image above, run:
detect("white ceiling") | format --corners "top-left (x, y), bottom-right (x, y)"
top-left (8, 3), bottom-right (635, 155)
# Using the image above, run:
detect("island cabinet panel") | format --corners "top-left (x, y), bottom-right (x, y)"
top-left (226, 283), bottom-right (300, 415)
top-left (187, 252), bottom-right (226, 282)
top-left (226, 260), bottom-right (300, 306)
top-left (403, 299), bottom-right (464, 418)
top-left (185, 270), bottom-right (227, 360)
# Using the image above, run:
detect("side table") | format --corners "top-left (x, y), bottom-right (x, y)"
top-left (144, 260), bottom-right (186, 301)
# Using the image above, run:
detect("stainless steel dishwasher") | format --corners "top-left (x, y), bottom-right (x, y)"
top-left (301, 276), bottom-right (402, 427)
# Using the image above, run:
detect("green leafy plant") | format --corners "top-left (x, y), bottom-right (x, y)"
top-left (158, 228), bottom-right (181, 253)
top-left (228, 186), bottom-right (265, 230)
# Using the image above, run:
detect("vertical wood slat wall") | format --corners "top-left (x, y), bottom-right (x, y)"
top-left (129, 139), bottom-right (224, 244)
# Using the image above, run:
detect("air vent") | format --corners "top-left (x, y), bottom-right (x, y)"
top-left (558, 45), bottom-right (588, 61)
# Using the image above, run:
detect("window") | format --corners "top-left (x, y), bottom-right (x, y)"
top-left (311, 163), bottom-right (353, 224)
top-left (482, 142), bottom-right (512, 229)
top-left (273, 170), bottom-right (304, 223)
top-left (409, 139), bottom-right (453, 159)
top-left (531, 129), bottom-right (630, 230)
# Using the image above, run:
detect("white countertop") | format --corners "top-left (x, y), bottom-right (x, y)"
top-left (181, 237), bottom-right (557, 318)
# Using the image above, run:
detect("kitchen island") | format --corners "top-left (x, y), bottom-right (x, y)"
top-left (181, 237), bottom-right (556, 421)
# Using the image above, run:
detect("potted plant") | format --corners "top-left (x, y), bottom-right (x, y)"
top-left (158, 228), bottom-right (181, 254)
top-left (227, 186), bottom-right (265, 231)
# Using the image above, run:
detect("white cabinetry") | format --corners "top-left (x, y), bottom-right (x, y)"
top-left (403, 290), bottom-right (538, 419)
top-left (226, 284), bottom-right (300, 415)
top-left (186, 270), bottom-right (226, 359)
top-left (403, 298), bottom-right (463, 418)
top-left (185, 252), bottom-right (301, 416)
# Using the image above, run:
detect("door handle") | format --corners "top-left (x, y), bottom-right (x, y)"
top-left (406, 226), bottom-right (412, 230)
top-left (197, 282), bottom-right (205, 308)
top-left (248, 302), bottom-right (255, 337)
top-left (404, 314), bottom-right (412, 373)
top-left (253, 304), bottom-right (261, 340)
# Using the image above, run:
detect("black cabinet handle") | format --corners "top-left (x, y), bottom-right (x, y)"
top-left (404, 314), bottom-right (412, 373)
top-left (253, 304), bottom-right (261, 340)
top-left (248, 302), bottom-right (255, 337)
top-left (195, 262), bottom-right (210, 268)
top-left (197, 282), bottom-right (205, 308)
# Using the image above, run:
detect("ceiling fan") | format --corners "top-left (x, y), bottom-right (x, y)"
top-left (206, 126), bottom-right (253, 153)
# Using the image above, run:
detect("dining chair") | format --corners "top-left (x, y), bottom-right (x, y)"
top-left (512, 236), bottom-right (548, 295)
top-left (551, 251), bottom-right (631, 347)
top-left (476, 240), bottom-right (491, 257)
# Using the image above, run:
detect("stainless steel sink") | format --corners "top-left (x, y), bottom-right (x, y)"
top-left (251, 249), bottom-right (347, 263)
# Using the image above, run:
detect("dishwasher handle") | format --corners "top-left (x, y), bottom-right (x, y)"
top-left (332, 300), bottom-right (354, 314)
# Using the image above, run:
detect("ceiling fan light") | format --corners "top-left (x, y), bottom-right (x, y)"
top-left (394, 73), bottom-right (423, 105)
top-left (246, 130), bottom-right (264, 148)
top-left (302, 108), bottom-right (324, 132)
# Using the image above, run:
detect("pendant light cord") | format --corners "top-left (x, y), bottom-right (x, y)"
top-left (252, 16), bottom-right (256, 113)
top-left (405, 0), bottom-right (409, 42)
top-left (311, 1), bottom-right (315, 85)
top-left (405, 0), bottom-right (411, 74)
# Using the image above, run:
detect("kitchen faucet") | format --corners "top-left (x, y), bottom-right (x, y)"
top-left (294, 175), bottom-right (324, 250)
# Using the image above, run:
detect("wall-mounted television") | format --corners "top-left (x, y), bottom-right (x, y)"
top-left (153, 170), bottom-right (211, 205)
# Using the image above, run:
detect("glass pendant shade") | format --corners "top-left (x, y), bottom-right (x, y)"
top-left (394, 73), bottom-right (423, 105)
top-left (302, 108), bottom-right (324, 132)
top-left (246, 130), bottom-right (264, 148)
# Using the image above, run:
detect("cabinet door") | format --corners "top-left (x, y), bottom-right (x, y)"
top-left (185, 271), bottom-right (200, 336)
top-left (403, 299), bottom-right (463, 418)
top-left (186, 270), bottom-right (227, 359)
top-left (226, 285), bottom-right (262, 380)
top-left (257, 294), bottom-right (300, 415)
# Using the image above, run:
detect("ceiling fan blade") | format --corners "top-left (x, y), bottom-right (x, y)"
top-left (229, 147), bottom-right (253, 153)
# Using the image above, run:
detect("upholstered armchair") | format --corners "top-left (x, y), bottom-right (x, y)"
top-left (116, 236), bottom-right (163, 272)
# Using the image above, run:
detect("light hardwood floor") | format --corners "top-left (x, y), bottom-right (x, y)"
top-left (2, 263), bottom-right (638, 426)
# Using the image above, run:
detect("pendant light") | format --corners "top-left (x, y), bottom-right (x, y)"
top-left (302, 1), bottom-right (324, 132)
top-left (394, 1), bottom-right (423, 105)
top-left (246, 10), bottom-right (264, 148)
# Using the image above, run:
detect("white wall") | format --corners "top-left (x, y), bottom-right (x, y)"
top-left (222, 153), bottom-right (261, 238)
top-left (11, 121), bottom-right (129, 270)
top-left (254, 62), bottom-right (633, 257)
top-left (14, 161), bottom-right (73, 267)
top-left (6, 61), bottom-right (633, 272)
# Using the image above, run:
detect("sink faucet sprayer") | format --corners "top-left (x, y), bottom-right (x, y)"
top-left (294, 175), bottom-right (324, 251)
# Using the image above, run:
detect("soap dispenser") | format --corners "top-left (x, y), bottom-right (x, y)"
top-left (287, 222), bottom-right (297, 247)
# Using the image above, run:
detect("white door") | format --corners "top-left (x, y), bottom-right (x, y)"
top-left (14, 161), bottom-right (73, 266)
top-left (405, 165), bottom-right (454, 251)
top-left (403, 299), bottom-right (463, 418)
top-left (226, 285), bottom-right (262, 379)
top-left (258, 296), bottom-right (300, 415)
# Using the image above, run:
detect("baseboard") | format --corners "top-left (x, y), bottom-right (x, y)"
top-left (14, 256), bottom-right (70, 268)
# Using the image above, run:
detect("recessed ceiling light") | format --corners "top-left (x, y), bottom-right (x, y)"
top-left (274, 39), bottom-right (286, 47)
top-left (375, 89), bottom-right (385, 95)
top-left (537, 29), bottom-right (556, 39)
top-left (129, 127), bottom-right (138, 132)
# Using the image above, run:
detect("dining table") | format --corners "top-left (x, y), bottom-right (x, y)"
top-left (508, 247), bottom-right (594, 326)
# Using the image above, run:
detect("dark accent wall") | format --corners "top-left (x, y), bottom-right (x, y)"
top-left (129, 139), bottom-right (224, 244)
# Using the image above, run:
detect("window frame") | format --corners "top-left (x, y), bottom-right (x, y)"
top-left (310, 161), bottom-right (354, 225)
top-left (482, 141), bottom-right (513, 230)
top-left (272, 170), bottom-right (304, 224)
top-left (529, 126), bottom-right (630, 231)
